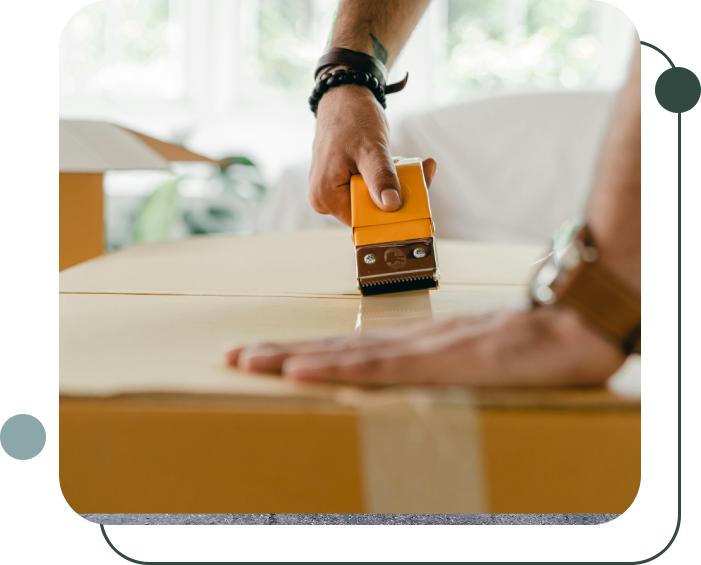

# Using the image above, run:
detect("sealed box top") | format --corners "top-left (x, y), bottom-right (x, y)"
top-left (350, 158), bottom-right (432, 229)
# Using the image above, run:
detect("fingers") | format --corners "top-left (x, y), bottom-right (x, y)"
top-left (226, 308), bottom-right (626, 388)
top-left (422, 158), bottom-right (438, 188)
top-left (355, 143), bottom-right (403, 212)
top-left (281, 324), bottom-right (482, 385)
top-left (307, 181), bottom-right (352, 225)
top-left (307, 153), bottom-right (354, 225)
top-left (234, 334), bottom-right (389, 374)
top-left (225, 313), bottom-right (502, 378)
top-left (282, 346), bottom-right (437, 384)
top-left (225, 345), bottom-right (245, 366)
top-left (309, 156), bottom-right (438, 224)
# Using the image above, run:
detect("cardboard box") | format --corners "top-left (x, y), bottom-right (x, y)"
top-left (59, 120), bottom-right (215, 271)
top-left (59, 230), bottom-right (640, 514)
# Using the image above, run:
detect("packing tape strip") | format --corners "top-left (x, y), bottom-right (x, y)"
top-left (336, 388), bottom-right (487, 513)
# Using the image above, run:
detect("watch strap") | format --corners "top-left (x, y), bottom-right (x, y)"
top-left (314, 47), bottom-right (409, 93)
top-left (555, 259), bottom-right (641, 354)
top-left (541, 225), bottom-right (641, 354)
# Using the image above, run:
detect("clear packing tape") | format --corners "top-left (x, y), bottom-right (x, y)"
top-left (336, 387), bottom-right (487, 513)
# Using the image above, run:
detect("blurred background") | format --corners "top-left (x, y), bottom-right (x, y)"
top-left (59, 0), bottom-right (637, 251)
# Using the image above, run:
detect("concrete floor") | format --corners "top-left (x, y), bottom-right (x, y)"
top-left (82, 514), bottom-right (619, 525)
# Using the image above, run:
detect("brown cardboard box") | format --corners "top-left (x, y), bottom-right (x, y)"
top-left (59, 230), bottom-right (640, 514)
top-left (59, 120), bottom-right (215, 270)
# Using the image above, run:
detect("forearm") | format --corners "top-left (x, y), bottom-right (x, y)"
top-left (587, 43), bottom-right (641, 293)
top-left (330, 0), bottom-right (431, 68)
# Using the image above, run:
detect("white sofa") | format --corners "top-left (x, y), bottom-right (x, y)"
top-left (258, 90), bottom-right (618, 245)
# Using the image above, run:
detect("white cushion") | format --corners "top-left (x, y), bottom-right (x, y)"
top-left (259, 90), bottom-right (618, 243)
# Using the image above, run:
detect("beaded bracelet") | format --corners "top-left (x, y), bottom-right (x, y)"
top-left (309, 68), bottom-right (386, 117)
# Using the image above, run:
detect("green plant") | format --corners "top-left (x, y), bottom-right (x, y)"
top-left (133, 176), bottom-right (181, 243)
top-left (129, 155), bottom-right (267, 247)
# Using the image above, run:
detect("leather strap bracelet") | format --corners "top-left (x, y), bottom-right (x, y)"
top-left (309, 47), bottom-right (409, 116)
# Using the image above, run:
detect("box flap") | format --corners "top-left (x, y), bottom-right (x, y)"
top-left (126, 129), bottom-right (219, 164)
top-left (59, 120), bottom-right (215, 173)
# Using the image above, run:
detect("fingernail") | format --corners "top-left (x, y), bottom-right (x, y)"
top-left (223, 341), bottom-right (247, 366)
top-left (224, 347), bottom-right (243, 366)
top-left (283, 358), bottom-right (319, 380)
top-left (381, 189), bottom-right (401, 208)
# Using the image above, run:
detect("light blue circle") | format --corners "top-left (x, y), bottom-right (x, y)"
top-left (1, 414), bottom-right (46, 460)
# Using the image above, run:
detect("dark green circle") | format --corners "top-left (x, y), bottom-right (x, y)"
top-left (655, 67), bottom-right (700, 113)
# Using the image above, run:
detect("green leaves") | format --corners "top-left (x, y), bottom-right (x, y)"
top-left (133, 177), bottom-right (181, 243)
top-left (220, 156), bottom-right (257, 170)
top-left (127, 154), bottom-right (265, 247)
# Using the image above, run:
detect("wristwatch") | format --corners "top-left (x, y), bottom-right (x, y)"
top-left (530, 219), bottom-right (641, 355)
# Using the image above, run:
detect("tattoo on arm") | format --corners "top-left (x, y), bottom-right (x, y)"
top-left (370, 33), bottom-right (389, 64)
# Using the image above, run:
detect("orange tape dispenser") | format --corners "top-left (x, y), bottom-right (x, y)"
top-left (350, 157), bottom-right (440, 296)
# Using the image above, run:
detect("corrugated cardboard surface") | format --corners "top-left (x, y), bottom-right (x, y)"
top-left (59, 229), bottom-right (547, 297)
top-left (60, 396), bottom-right (364, 514)
top-left (59, 173), bottom-right (104, 271)
top-left (481, 408), bottom-right (640, 513)
top-left (59, 231), bottom-right (640, 514)
top-left (59, 291), bottom-right (533, 397)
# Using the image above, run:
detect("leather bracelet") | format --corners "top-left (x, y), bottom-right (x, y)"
top-left (310, 47), bottom-right (409, 116)
top-left (309, 68), bottom-right (388, 116)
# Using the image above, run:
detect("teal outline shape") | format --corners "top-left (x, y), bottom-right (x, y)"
top-left (641, 41), bottom-right (675, 68)
top-left (101, 525), bottom-right (146, 565)
top-left (630, 41), bottom-right (683, 564)
top-left (95, 41), bottom-right (682, 565)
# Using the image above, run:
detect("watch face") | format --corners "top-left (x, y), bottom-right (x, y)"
top-left (531, 216), bottom-right (585, 305)
top-left (531, 253), bottom-right (559, 304)
top-left (552, 216), bottom-right (584, 265)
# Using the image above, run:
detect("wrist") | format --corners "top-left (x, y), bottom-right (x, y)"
top-left (311, 68), bottom-right (386, 117)
top-left (317, 82), bottom-right (377, 109)
top-left (310, 48), bottom-right (407, 117)
top-left (588, 222), bottom-right (641, 293)
top-left (316, 85), bottom-right (385, 131)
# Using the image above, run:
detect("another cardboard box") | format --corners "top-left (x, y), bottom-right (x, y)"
top-left (59, 120), bottom-right (215, 270)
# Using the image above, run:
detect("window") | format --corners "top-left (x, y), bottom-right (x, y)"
top-left (59, 0), bottom-right (634, 181)
top-left (441, 0), bottom-right (600, 96)
top-left (60, 0), bottom-right (186, 101)
top-left (248, 0), bottom-right (336, 96)
top-left (60, 0), bottom-right (630, 109)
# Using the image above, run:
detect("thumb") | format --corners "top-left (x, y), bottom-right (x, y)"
top-left (356, 149), bottom-right (403, 212)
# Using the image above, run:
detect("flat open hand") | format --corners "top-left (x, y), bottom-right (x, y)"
top-left (226, 306), bottom-right (625, 387)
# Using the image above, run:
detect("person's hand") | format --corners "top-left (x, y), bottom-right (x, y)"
top-left (225, 306), bottom-right (626, 387)
top-left (309, 82), bottom-right (438, 225)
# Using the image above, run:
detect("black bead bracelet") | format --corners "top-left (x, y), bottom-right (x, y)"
top-left (309, 68), bottom-right (387, 116)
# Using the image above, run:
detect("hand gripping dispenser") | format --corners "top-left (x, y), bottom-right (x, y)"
top-left (350, 157), bottom-right (440, 296)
